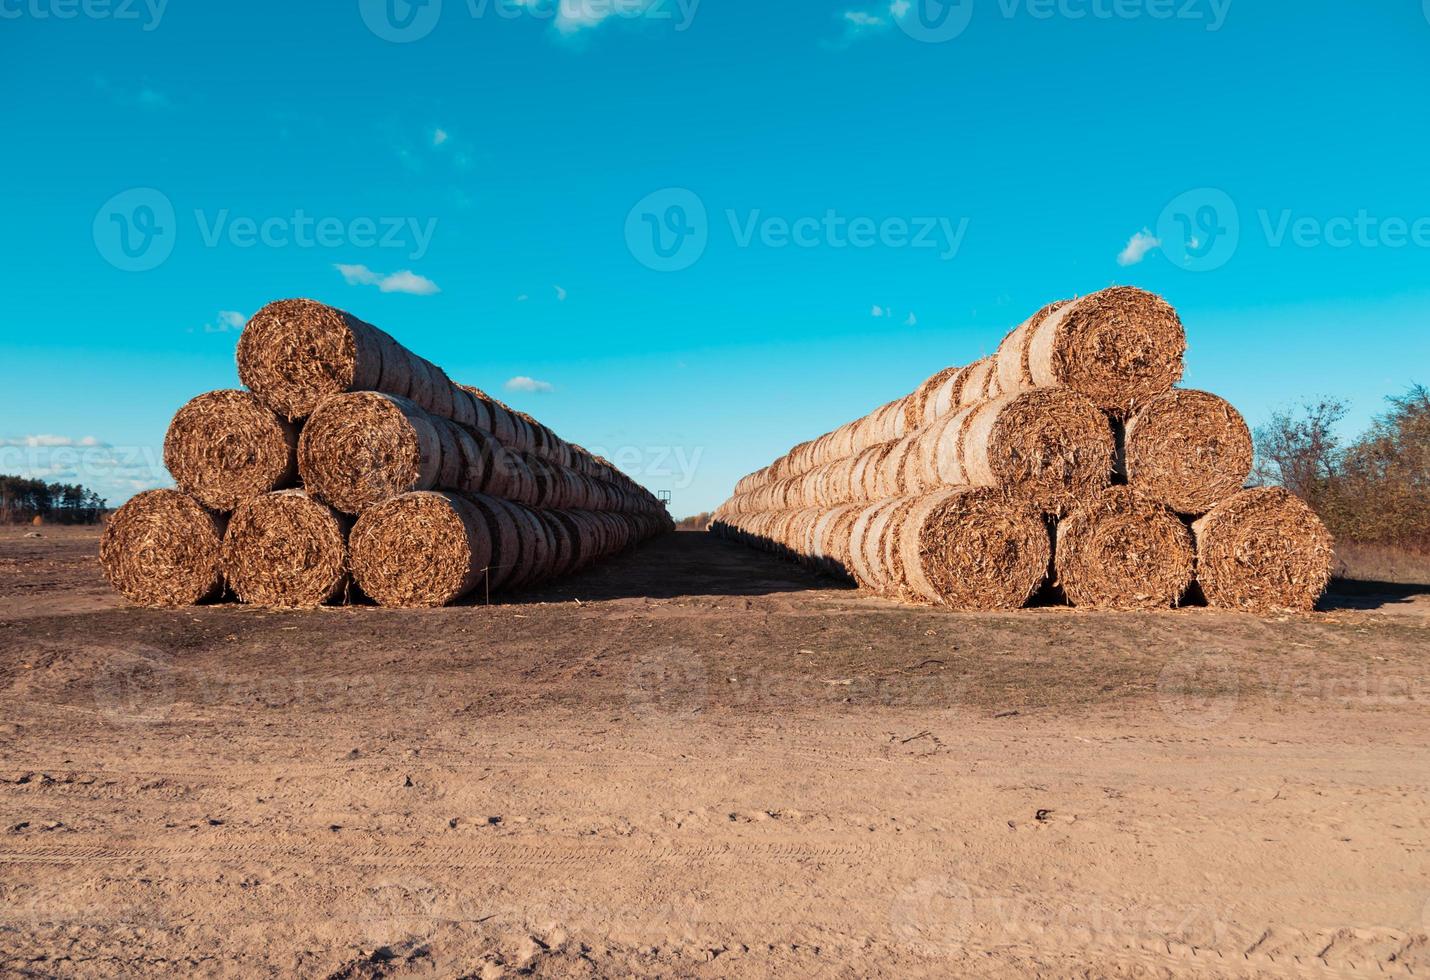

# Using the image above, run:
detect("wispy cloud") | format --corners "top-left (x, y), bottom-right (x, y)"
top-left (198, 310), bottom-right (247, 333)
top-left (872, 304), bottom-right (890, 318)
top-left (504, 376), bottom-right (555, 394)
top-left (1117, 228), bottom-right (1162, 266)
top-left (94, 75), bottom-right (173, 111)
top-left (0, 435), bottom-right (170, 505)
top-left (826, 2), bottom-right (899, 47)
top-left (553, 284), bottom-right (568, 302)
top-left (433, 128), bottom-right (449, 147)
top-left (904, 311), bottom-right (917, 327)
top-left (1, 435), bottom-right (107, 448)
top-left (334, 264), bottom-right (441, 296)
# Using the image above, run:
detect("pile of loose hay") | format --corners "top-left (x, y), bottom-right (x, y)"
top-left (1055, 487), bottom-right (1195, 609)
top-left (163, 390), bottom-right (297, 511)
top-left (221, 490), bottom-right (351, 607)
top-left (102, 299), bottom-right (670, 608)
top-left (100, 489), bottom-right (226, 607)
top-left (1125, 389), bottom-right (1253, 514)
top-left (1192, 487), bottom-right (1335, 612)
top-left (715, 286), bottom-right (1329, 614)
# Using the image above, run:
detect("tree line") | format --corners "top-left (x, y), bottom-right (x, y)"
top-left (1255, 384), bottom-right (1429, 551)
top-left (0, 476), bottom-right (108, 525)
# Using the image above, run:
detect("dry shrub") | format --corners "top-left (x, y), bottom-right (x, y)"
top-left (1192, 487), bottom-right (1334, 612)
top-left (1125, 389), bottom-right (1253, 514)
top-left (99, 489), bottom-right (225, 607)
top-left (896, 488), bottom-right (1050, 608)
top-left (1018, 286), bottom-right (1185, 415)
top-left (221, 489), bottom-right (349, 607)
top-left (1054, 487), bottom-right (1194, 609)
top-left (163, 389), bottom-right (297, 511)
top-left (960, 388), bottom-right (1114, 514)
top-left (350, 492), bottom-right (492, 607)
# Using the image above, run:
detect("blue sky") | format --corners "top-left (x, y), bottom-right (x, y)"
top-left (2, 0), bottom-right (1428, 514)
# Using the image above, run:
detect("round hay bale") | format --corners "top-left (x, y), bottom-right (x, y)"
top-left (1192, 487), bottom-right (1334, 613)
top-left (100, 489), bottom-right (226, 607)
top-left (236, 299), bottom-right (413, 420)
top-left (1125, 389), bottom-right (1253, 514)
top-left (350, 492), bottom-right (492, 607)
top-left (1055, 487), bottom-right (1194, 609)
top-left (895, 488), bottom-right (1051, 609)
top-left (163, 389), bottom-right (297, 512)
top-left (221, 490), bottom-right (349, 607)
top-left (960, 388), bottom-right (1114, 515)
top-left (994, 300), bottom-right (1069, 395)
top-left (298, 392), bottom-right (444, 513)
top-left (1024, 286), bottom-right (1186, 415)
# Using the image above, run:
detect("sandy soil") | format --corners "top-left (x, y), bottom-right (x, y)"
top-left (1, 526), bottom-right (1427, 978)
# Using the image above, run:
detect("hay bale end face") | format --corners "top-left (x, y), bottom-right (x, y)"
top-left (1192, 487), bottom-right (1334, 613)
top-left (99, 490), bottom-right (226, 607)
top-left (961, 388), bottom-right (1115, 515)
top-left (351, 492), bottom-right (492, 608)
top-left (1055, 487), bottom-right (1195, 610)
top-left (236, 299), bottom-right (396, 421)
top-left (1125, 388), bottom-right (1253, 515)
top-left (221, 489), bottom-right (350, 607)
top-left (1025, 286), bottom-right (1186, 416)
top-left (298, 392), bottom-right (443, 514)
top-left (163, 389), bottom-right (297, 512)
top-left (896, 488), bottom-right (1052, 609)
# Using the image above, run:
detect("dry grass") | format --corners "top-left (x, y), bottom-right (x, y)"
top-left (221, 489), bottom-right (350, 607)
top-left (1125, 388), bottom-right (1253, 515)
top-left (1334, 542), bottom-right (1430, 586)
top-left (1193, 486), bottom-right (1335, 613)
top-left (1055, 486), bottom-right (1195, 609)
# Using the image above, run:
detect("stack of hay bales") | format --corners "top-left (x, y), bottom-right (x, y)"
top-left (711, 287), bottom-right (1334, 613)
top-left (102, 299), bottom-right (671, 608)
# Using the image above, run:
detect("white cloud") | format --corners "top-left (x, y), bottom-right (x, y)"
top-left (871, 305), bottom-right (888, 317)
top-left (516, 293), bottom-right (529, 302)
top-left (827, 4), bottom-right (897, 46)
top-left (433, 128), bottom-right (449, 147)
top-left (1, 435), bottom-right (107, 448)
top-left (1117, 228), bottom-right (1162, 267)
top-left (201, 310), bottom-right (247, 333)
top-left (334, 264), bottom-right (441, 296)
top-left (504, 376), bottom-right (555, 394)
top-left (889, 0), bottom-right (910, 15)
top-left (553, 284), bottom-right (568, 301)
top-left (904, 311), bottom-right (917, 327)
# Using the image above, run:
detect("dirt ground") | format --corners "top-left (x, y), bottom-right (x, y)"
top-left (1, 526), bottom-right (1427, 979)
